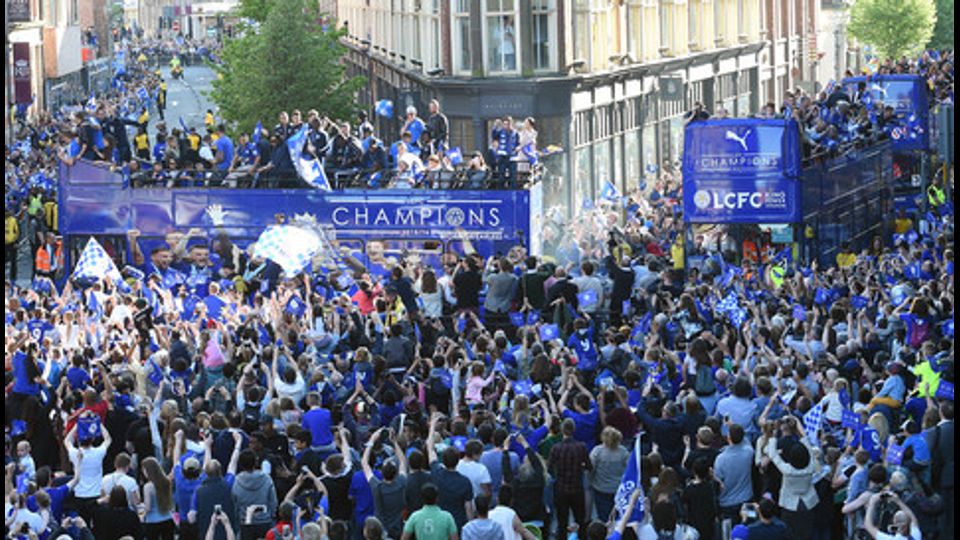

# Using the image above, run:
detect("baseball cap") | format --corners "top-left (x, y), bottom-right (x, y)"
top-left (183, 457), bottom-right (201, 474)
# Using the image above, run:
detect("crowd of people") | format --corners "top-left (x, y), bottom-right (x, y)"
top-left (4, 40), bottom-right (956, 540)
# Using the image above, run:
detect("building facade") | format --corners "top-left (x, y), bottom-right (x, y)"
top-left (335, 0), bottom-right (820, 214)
top-left (6, 0), bottom-right (85, 116)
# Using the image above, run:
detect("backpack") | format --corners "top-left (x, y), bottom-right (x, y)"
top-left (694, 364), bottom-right (715, 396)
top-left (242, 401), bottom-right (262, 433)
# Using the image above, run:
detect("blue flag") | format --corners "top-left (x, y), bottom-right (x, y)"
top-left (286, 295), bottom-right (307, 318)
top-left (793, 304), bottom-right (807, 322)
top-left (509, 312), bottom-right (526, 327)
top-left (375, 99), bottom-right (394, 118)
top-left (622, 299), bottom-right (631, 317)
top-left (456, 316), bottom-right (467, 334)
top-left (287, 126), bottom-right (332, 190)
top-left (252, 121), bottom-right (263, 144)
top-left (148, 357), bottom-right (165, 385)
top-left (539, 324), bottom-right (560, 342)
top-left (577, 289), bottom-right (599, 309)
top-left (600, 180), bottom-right (620, 202)
top-left (814, 287), bottom-right (830, 306)
top-left (447, 146), bottom-right (464, 166)
top-left (137, 86), bottom-right (149, 102)
top-left (179, 117), bottom-right (189, 133)
top-left (77, 415), bottom-right (103, 442)
top-left (841, 408), bottom-right (861, 430)
top-left (513, 379), bottom-right (533, 396)
top-left (935, 381), bottom-right (954, 401)
top-left (521, 143), bottom-right (538, 166)
top-left (613, 437), bottom-right (645, 524)
top-left (526, 311), bottom-right (540, 325)
top-left (850, 295), bottom-right (869, 310)
top-left (942, 319), bottom-right (954, 338)
top-left (886, 444), bottom-right (905, 465)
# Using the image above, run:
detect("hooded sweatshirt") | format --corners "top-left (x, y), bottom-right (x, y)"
top-left (232, 470), bottom-right (277, 526)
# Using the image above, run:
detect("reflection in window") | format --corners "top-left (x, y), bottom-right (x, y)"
top-left (453, 0), bottom-right (472, 73)
top-left (532, 0), bottom-right (555, 70)
top-left (487, 0), bottom-right (517, 73)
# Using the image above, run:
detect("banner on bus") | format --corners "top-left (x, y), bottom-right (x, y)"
top-left (683, 178), bottom-right (801, 223)
top-left (682, 119), bottom-right (802, 180)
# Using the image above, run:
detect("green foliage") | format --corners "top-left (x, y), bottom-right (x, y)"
top-left (235, 0), bottom-right (277, 23)
top-left (848, 0), bottom-right (937, 60)
top-left (930, 0), bottom-right (954, 50)
top-left (210, 0), bottom-right (365, 134)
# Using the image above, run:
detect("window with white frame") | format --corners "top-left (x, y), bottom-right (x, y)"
top-left (532, 0), bottom-right (556, 71)
top-left (452, 0), bottom-right (472, 73)
top-left (420, 0), bottom-right (441, 69)
top-left (486, 0), bottom-right (519, 73)
top-left (590, 0), bottom-right (616, 70)
top-left (659, 0), bottom-right (672, 52)
top-left (574, 0), bottom-right (590, 67)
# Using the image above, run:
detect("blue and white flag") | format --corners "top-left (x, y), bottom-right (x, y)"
top-left (613, 436), bottom-right (645, 524)
top-left (252, 225), bottom-right (322, 276)
top-left (447, 147), bottom-right (464, 166)
top-left (526, 311), bottom-right (540, 325)
top-left (77, 415), bottom-right (103, 442)
top-left (792, 304), bottom-right (807, 322)
top-left (850, 295), bottom-right (869, 310)
top-left (287, 126), bottom-right (332, 190)
top-left (539, 323), bottom-right (560, 342)
top-left (600, 180), bottom-right (621, 202)
top-left (521, 143), bottom-right (538, 166)
top-left (886, 444), bottom-right (905, 465)
top-left (509, 312), bottom-right (526, 327)
top-left (137, 86), bottom-right (150, 102)
top-left (73, 237), bottom-right (122, 281)
top-left (85, 94), bottom-right (97, 112)
top-left (803, 401), bottom-right (824, 447)
top-left (252, 121), bottom-right (263, 144)
top-left (841, 408), bottom-right (861, 430)
top-left (286, 295), bottom-right (307, 318)
top-left (577, 289), bottom-right (599, 309)
top-left (375, 99), bottom-right (394, 118)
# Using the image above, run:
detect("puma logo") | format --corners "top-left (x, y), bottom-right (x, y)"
top-left (724, 129), bottom-right (751, 151)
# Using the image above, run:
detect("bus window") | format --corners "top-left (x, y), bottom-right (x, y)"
top-left (383, 240), bottom-right (445, 271)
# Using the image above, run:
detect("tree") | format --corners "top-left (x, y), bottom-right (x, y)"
top-left (209, 0), bottom-right (365, 135)
top-left (848, 0), bottom-right (937, 60)
top-left (235, 0), bottom-right (278, 23)
top-left (929, 0), bottom-right (954, 50)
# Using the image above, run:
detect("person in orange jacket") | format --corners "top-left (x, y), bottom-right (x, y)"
top-left (34, 232), bottom-right (63, 280)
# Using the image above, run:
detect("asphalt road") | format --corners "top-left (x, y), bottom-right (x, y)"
top-left (151, 62), bottom-right (218, 138)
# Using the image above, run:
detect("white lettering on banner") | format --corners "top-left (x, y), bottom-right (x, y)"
top-left (693, 189), bottom-right (789, 212)
top-left (697, 155), bottom-right (781, 172)
top-left (330, 205), bottom-right (501, 228)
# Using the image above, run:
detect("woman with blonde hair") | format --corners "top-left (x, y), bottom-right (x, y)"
top-left (590, 426), bottom-right (630, 521)
top-left (140, 456), bottom-right (175, 540)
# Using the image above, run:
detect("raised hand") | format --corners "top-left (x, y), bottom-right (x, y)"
top-left (205, 204), bottom-right (228, 227)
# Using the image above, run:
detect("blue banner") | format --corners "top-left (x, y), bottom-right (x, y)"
top-left (683, 178), bottom-right (801, 223)
top-left (682, 119), bottom-right (802, 179)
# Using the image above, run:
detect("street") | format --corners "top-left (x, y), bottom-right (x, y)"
top-left (150, 62), bottom-right (217, 138)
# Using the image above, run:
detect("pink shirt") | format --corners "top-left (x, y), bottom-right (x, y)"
top-left (465, 375), bottom-right (493, 404)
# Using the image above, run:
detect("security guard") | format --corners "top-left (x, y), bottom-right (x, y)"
top-left (34, 232), bottom-right (63, 280)
top-left (157, 80), bottom-right (168, 121)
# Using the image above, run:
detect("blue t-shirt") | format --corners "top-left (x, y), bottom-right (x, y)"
top-left (903, 433), bottom-right (930, 463)
top-left (66, 366), bottom-right (92, 390)
top-left (215, 135), bottom-right (235, 171)
top-left (853, 425), bottom-right (884, 462)
top-left (238, 142), bottom-right (258, 166)
top-left (26, 319), bottom-right (54, 342)
top-left (301, 408), bottom-right (334, 447)
top-left (349, 470), bottom-right (375, 527)
top-left (563, 405), bottom-right (599, 447)
top-left (568, 328), bottom-right (599, 372)
top-left (173, 465), bottom-right (203, 514)
top-left (12, 351), bottom-right (42, 396)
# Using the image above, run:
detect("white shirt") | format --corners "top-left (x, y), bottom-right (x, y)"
top-left (9, 507), bottom-right (44, 533)
top-left (275, 373), bottom-right (306, 404)
top-left (68, 442), bottom-right (109, 498)
top-left (875, 523), bottom-right (921, 540)
top-left (456, 459), bottom-right (492, 498)
top-left (488, 506), bottom-right (521, 540)
top-left (102, 470), bottom-right (139, 508)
